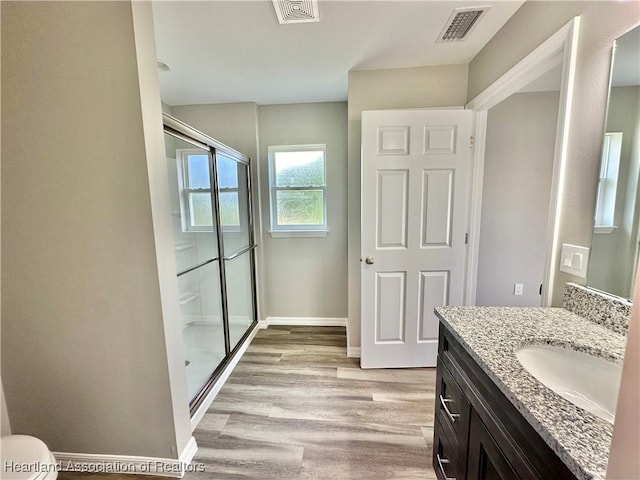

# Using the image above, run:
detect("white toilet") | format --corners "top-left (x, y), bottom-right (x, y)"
top-left (1, 435), bottom-right (58, 480)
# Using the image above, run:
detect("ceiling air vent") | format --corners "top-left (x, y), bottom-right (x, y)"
top-left (272, 0), bottom-right (319, 24)
top-left (438, 6), bottom-right (489, 42)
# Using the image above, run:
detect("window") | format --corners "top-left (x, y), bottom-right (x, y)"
top-left (216, 153), bottom-right (241, 231)
top-left (178, 149), bottom-right (240, 232)
top-left (179, 150), bottom-right (213, 231)
top-left (268, 144), bottom-right (327, 236)
top-left (594, 132), bottom-right (623, 234)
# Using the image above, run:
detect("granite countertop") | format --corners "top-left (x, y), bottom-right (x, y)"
top-left (434, 306), bottom-right (627, 480)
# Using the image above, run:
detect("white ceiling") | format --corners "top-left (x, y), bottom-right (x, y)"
top-left (152, 0), bottom-right (524, 106)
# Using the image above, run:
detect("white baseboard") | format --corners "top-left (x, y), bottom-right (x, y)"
top-left (347, 347), bottom-right (361, 358)
top-left (260, 317), bottom-right (348, 328)
top-left (54, 436), bottom-right (198, 478)
top-left (189, 322), bottom-right (262, 431)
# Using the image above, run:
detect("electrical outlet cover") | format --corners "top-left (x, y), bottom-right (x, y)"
top-left (559, 244), bottom-right (590, 278)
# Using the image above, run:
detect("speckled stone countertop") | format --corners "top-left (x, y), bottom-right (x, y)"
top-left (434, 306), bottom-right (627, 480)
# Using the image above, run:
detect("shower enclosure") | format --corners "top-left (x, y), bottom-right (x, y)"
top-left (163, 114), bottom-right (257, 412)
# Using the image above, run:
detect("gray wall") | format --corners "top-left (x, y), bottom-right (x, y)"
top-left (258, 102), bottom-right (348, 319)
top-left (477, 91), bottom-right (559, 306)
top-left (171, 103), bottom-right (259, 164)
top-left (1, 1), bottom-right (190, 458)
top-left (346, 64), bottom-right (468, 350)
top-left (468, 0), bottom-right (640, 305)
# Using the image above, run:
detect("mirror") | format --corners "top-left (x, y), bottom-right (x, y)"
top-left (587, 24), bottom-right (640, 301)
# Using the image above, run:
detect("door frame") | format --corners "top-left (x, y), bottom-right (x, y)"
top-left (464, 17), bottom-right (580, 306)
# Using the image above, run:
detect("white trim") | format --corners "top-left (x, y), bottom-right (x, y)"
top-left (465, 18), bottom-right (574, 111)
top-left (260, 317), bottom-right (348, 327)
top-left (189, 322), bottom-right (261, 431)
top-left (594, 226), bottom-right (617, 235)
top-left (269, 229), bottom-right (328, 238)
top-left (465, 110), bottom-right (487, 306)
top-left (465, 17), bottom-right (581, 307)
top-left (541, 17), bottom-right (580, 306)
top-left (54, 437), bottom-right (198, 478)
top-left (347, 347), bottom-right (361, 358)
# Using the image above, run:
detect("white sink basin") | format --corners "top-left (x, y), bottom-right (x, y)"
top-left (515, 344), bottom-right (622, 423)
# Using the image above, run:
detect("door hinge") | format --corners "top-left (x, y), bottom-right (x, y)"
top-left (469, 136), bottom-right (475, 149)
top-left (465, 233), bottom-right (469, 244)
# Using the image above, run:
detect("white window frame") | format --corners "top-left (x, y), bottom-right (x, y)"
top-left (177, 149), bottom-right (214, 232)
top-left (215, 153), bottom-right (242, 233)
top-left (268, 144), bottom-right (328, 237)
top-left (177, 149), bottom-right (241, 233)
top-left (594, 132), bottom-right (622, 234)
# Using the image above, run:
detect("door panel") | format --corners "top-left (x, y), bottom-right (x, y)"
top-left (361, 109), bottom-right (473, 368)
top-left (423, 125), bottom-right (457, 155)
top-left (418, 271), bottom-right (449, 342)
top-left (422, 169), bottom-right (454, 247)
top-left (375, 272), bottom-right (407, 343)
top-left (377, 170), bottom-right (409, 249)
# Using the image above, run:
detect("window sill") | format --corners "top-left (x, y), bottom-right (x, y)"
top-left (594, 225), bottom-right (617, 234)
top-left (269, 230), bottom-right (328, 238)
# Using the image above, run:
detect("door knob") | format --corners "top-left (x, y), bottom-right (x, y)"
top-left (364, 256), bottom-right (375, 265)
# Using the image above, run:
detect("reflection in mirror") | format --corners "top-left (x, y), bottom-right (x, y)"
top-left (588, 25), bottom-right (640, 301)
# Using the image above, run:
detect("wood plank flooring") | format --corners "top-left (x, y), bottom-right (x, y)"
top-left (58, 326), bottom-right (437, 480)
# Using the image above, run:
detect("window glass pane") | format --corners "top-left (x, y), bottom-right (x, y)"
top-left (189, 192), bottom-right (213, 227)
top-left (220, 192), bottom-right (240, 227)
top-left (275, 150), bottom-right (324, 187)
top-left (595, 132), bottom-right (622, 227)
top-left (187, 155), bottom-right (211, 189)
top-left (276, 190), bottom-right (324, 225)
top-left (217, 154), bottom-right (239, 188)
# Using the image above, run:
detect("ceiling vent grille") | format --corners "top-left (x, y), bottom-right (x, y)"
top-left (272, 0), bottom-right (319, 24)
top-left (438, 6), bottom-right (489, 42)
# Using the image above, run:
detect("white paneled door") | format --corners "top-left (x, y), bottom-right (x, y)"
top-left (361, 109), bottom-right (473, 368)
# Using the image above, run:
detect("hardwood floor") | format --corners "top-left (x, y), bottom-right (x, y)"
top-left (59, 326), bottom-right (437, 480)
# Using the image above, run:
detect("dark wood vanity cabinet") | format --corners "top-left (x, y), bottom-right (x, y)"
top-left (433, 323), bottom-right (576, 480)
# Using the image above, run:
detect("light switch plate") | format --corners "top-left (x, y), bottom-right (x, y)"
top-left (559, 243), bottom-right (590, 278)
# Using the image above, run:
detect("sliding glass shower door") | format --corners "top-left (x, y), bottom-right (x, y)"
top-left (163, 116), bottom-right (257, 412)
top-left (217, 154), bottom-right (256, 351)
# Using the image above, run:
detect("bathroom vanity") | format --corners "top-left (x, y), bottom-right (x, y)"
top-left (432, 289), bottom-right (629, 480)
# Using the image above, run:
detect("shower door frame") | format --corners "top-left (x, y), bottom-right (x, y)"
top-left (163, 113), bottom-right (259, 416)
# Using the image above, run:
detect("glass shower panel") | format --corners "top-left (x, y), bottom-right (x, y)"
top-left (225, 252), bottom-right (255, 351)
top-left (164, 134), bottom-right (218, 274)
top-left (165, 132), bottom-right (226, 403)
top-left (217, 153), bottom-right (251, 256)
top-left (178, 262), bottom-right (226, 399)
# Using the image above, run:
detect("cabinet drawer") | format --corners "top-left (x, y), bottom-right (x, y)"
top-left (434, 416), bottom-right (462, 480)
top-left (435, 359), bottom-right (470, 445)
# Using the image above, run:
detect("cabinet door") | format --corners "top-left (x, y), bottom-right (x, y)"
top-left (466, 410), bottom-right (518, 480)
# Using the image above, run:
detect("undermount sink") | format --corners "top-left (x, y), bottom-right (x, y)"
top-left (515, 344), bottom-right (623, 423)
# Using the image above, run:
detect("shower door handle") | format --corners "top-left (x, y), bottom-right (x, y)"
top-left (223, 244), bottom-right (257, 261)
